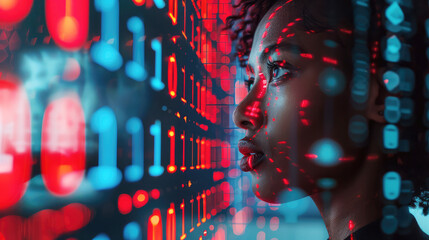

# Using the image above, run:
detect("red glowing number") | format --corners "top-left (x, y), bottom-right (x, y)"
top-left (168, 0), bottom-right (177, 25)
top-left (166, 203), bottom-right (176, 240)
top-left (41, 94), bottom-right (86, 196)
top-left (167, 126), bottom-right (177, 173)
top-left (0, 0), bottom-right (33, 24)
top-left (45, 0), bottom-right (89, 50)
top-left (0, 79), bottom-right (32, 210)
top-left (168, 54), bottom-right (177, 98)
top-left (148, 209), bottom-right (163, 240)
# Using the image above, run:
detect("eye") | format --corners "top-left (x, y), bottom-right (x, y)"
top-left (267, 60), bottom-right (296, 82)
top-left (244, 77), bottom-right (255, 92)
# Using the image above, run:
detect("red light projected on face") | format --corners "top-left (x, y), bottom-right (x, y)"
top-left (0, 79), bottom-right (32, 210)
top-left (41, 94), bottom-right (86, 196)
top-left (148, 209), bottom-right (163, 240)
top-left (0, 0), bottom-right (33, 24)
top-left (45, 0), bottom-right (89, 50)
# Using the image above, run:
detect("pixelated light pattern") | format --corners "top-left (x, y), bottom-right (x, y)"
top-left (90, 0), bottom-right (123, 71)
top-left (126, 16), bottom-right (147, 81)
top-left (309, 138), bottom-right (343, 166)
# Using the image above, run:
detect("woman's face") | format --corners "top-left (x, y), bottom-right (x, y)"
top-left (234, 1), bottom-right (373, 203)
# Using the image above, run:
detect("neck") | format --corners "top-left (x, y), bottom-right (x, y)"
top-left (310, 156), bottom-right (383, 240)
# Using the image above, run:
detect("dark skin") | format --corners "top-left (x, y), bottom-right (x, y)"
top-left (233, 1), bottom-right (387, 239)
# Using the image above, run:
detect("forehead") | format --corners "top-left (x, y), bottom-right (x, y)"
top-left (248, 1), bottom-right (304, 67)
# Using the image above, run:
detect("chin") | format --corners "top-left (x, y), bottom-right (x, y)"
top-left (251, 175), bottom-right (310, 204)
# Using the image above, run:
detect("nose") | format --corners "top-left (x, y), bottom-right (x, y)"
top-left (233, 90), bottom-right (264, 131)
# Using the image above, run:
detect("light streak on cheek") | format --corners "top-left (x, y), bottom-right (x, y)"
top-left (256, 72), bottom-right (267, 99)
top-left (299, 99), bottom-right (311, 126)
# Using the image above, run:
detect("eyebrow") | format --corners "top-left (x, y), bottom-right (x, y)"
top-left (247, 42), bottom-right (304, 72)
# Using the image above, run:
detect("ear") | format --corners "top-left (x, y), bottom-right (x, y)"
top-left (366, 77), bottom-right (387, 124)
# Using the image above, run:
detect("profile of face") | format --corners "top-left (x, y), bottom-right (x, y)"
top-left (233, 0), bottom-right (385, 203)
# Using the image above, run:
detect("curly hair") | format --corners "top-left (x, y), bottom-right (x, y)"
top-left (224, 0), bottom-right (429, 215)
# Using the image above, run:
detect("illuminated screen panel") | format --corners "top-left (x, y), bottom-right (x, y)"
top-left (0, 0), bottom-right (429, 240)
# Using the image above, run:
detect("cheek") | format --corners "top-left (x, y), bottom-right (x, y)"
top-left (263, 73), bottom-right (357, 190)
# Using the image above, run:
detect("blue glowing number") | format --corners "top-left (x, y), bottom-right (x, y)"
top-left (383, 124), bottom-right (399, 150)
top-left (385, 2), bottom-right (404, 26)
top-left (88, 107), bottom-right (122, 190)
top-left (150, 38), bottom-right (165, 91)
top-left (125, 117), bottom-right (144, 182)
top-left (126, 17), bottom-right (147, 81)
top-left (149, 120), bottom-right (164, 177)
top-left (90, 0), bottom-right (123, 71)
top-left (383, 171), bottom-right (401, 200)
top-left (384, 96), bottom-right (400, 123)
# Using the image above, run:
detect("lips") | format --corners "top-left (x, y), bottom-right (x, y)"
top-left (238, 138), bottom-right (266, 172)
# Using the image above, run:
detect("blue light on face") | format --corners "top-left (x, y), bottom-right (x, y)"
top-left (309, 138), bottom-right (343, 166)
top-left (278, 188), bottom-right (309, 223)
top-left (385, 2), bottom-right (404, 26)
top-left (123, 221), bottom-right (141, 240)
top-left (317, 178), bottom-right (337, 190)
top-left (318, 68), bottom-right (346, 96)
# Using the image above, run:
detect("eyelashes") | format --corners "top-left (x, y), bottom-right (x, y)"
top-left (244, 60), bottom-right (298, 92)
